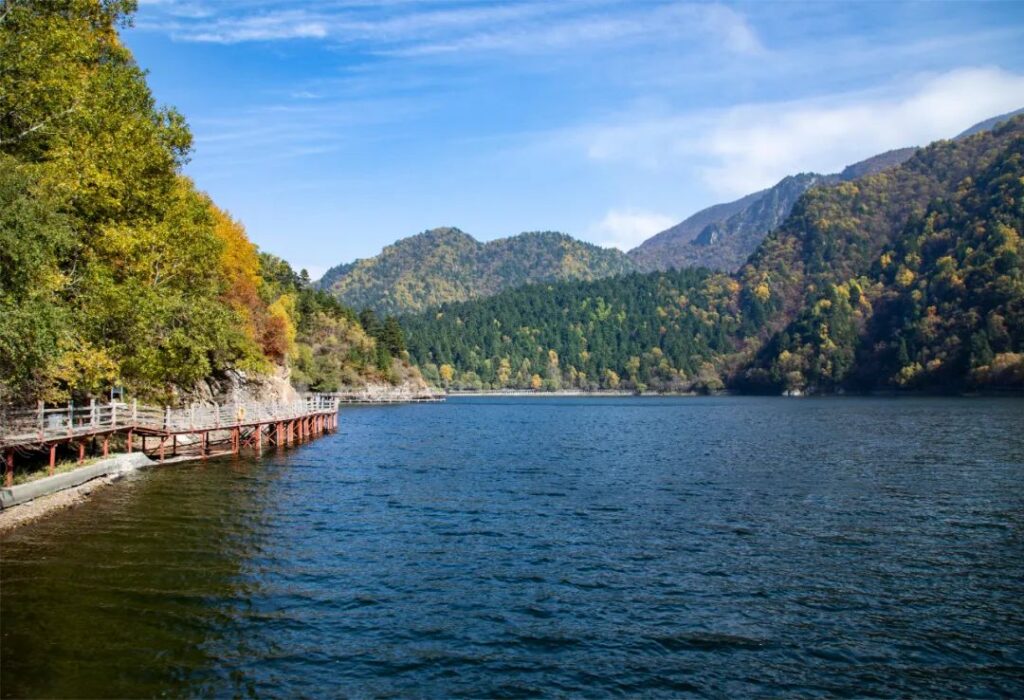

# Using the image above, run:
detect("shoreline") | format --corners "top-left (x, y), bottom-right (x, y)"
top-left (0, 447), bottom-right (264, 535)
top-left (444, 388), bottom-right (1024, 398)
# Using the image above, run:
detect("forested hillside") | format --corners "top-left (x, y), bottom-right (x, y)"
top-left (402, 269), bottom-right (736, 391)
top-left (318, 228), bottom-right (635, 315)
top-left (404, 118), bottom-right (1024, 393)
top-left (0, 1), bottom-right (415, 407)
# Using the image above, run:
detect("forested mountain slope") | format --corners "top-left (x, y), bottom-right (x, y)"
top-left (0, 2), bottom-right (416, 406)
top-left (404, 118), bottom-right (1024, 393)
top-left (628, 118), bottom-right (1019, 276)
top-left (629, 149), bottom-right (918, 273)
top-left (318, 228), bottom-right (635, 315)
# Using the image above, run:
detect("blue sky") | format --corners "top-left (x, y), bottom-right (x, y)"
top-left (127, 1), bottom-right (1024, 278)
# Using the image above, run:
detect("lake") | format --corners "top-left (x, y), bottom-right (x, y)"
top-left (2, 397), bottom-right (1023, 697)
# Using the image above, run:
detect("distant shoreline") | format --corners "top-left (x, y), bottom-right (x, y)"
top-left (443, 388), bottom-right (1024, 398)
top-left (446, 390), bottom-right (658, 397)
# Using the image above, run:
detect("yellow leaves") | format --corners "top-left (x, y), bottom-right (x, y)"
top-left (836, 181), bottom-right (860, 197)
top-left (547, 349), bottom-right (559, 366)
top-left (880, 251), bottom-right (893, 268)
top-left (497, 358), bottom-right (512, 384)
top-left (895, 362), bottom-right (923, 386)
top-left (602, 369), bottom-right (620, 389)
top-left (530, 373), bottom-right (543, 390)
top-left (995, 223), bottom-right (1020, 254)
top-left (43, 340), bottom-right (119, 403)
top-left (439, 364), bottom-right (455, 383)
top-left (895, 266), bottom-right (915, 288)
top-left (264, 294), bottom-right (297, 361)
top-left (212, 205), bottom-right (260, 298)
top-left (753, 282), bottom-right (770, 303)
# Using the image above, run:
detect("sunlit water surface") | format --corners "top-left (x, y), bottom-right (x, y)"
top-left (2, 397), bottom-right (1023, 697)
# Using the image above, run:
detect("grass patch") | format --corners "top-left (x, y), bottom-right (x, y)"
top-left (12, 457), bottom-right (102, 486)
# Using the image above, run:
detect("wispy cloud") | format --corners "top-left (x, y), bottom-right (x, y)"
top-left (137, 0), bottom-right (764, 59)
top-left (576, 67), bottom-right (1024, 197)
top-left (589, 209), bottom-right (676, 251)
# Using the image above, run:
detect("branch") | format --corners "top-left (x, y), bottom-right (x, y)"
top-left (0, 105), bottom-right (78, 146)
top-left (0, 0), bottom-right (18, 25)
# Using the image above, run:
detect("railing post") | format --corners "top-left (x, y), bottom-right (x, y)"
top-left (38, 401), bottom-right (44, 439)
top-left (164, 406), bottom-right (171, 432)
top-left (111, 401), bottom-right (117, 429)
top-left (132, 399), bottom-right (138, 424)
top-left (90, 398), bottom-right (97, 427)
top-left (67, 401), bottom-right (73, 436)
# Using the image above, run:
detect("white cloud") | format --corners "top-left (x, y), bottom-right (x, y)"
top-left (580, 67), bottom-right (1024, 198)
top-left (589, 209), bottom-right (676, 251)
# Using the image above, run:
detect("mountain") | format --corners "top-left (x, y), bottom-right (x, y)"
top-left (955, 107), bottom-right (1024, 139)
top-left (318, 228), bottom-right (635, 314)
top-left (403, 116), bottom-right (1024, 394)
top-left (629, 149), bottom-right (918, 273)
top-left (628, 111), bottom-right (1024, 275)
top-left (837, 147), bottom-right (918, 180)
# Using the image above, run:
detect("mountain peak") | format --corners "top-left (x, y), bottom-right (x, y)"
top-left (319, 228), bottom-right (634, 314)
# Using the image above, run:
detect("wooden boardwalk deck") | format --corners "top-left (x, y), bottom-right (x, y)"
top-left (0, 395), bottom-right (340, 486)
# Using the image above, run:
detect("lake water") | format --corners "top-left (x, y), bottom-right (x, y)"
top-left (2, 397), bottom-right (1023, 697)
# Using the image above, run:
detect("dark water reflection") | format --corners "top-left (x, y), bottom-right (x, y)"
top-left (2, 397), bottom-right (1023, 697)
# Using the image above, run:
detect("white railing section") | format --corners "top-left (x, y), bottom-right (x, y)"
top-left (0, 395), bottom-right (339, 447)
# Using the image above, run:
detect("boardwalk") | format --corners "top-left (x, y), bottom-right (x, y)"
top-left (0, 395), bottom-right (340, 486)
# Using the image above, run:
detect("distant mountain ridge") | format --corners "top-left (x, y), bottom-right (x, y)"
top-left (628, 148), bottom-right (919, 273)
top-left (319, 109), bottom-right (1021, 315)
top-left (628, 110), bottom-right (1023, 274)
top-left (955, 107), bottom-right (1024, 139)
top-left (317, 227), bottom-right (634, 314)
